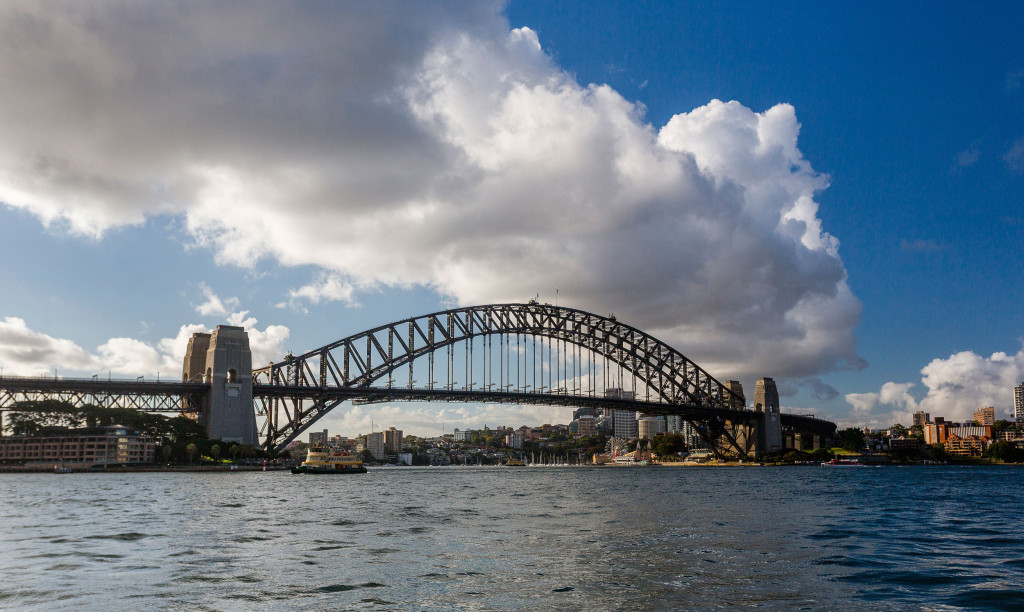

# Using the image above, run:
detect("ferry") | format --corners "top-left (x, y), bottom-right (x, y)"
top-left (822, 457), bottom-right (865, 467)
top-left (291, 446), bottom-right (367, 474)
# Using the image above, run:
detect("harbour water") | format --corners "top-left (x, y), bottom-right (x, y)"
top-left (2, 465), bottom-right (1022, 610)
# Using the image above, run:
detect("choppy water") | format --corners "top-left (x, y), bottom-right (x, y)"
top-left (1, 465), bottom-right (1022, 610)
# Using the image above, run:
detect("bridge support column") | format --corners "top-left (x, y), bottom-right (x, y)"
top-left (754, 378), bottom-right (783, 456)
top-left (812, 435), bottom-right (821, 451)
top-left (183, 326), bottom-right (257, 445)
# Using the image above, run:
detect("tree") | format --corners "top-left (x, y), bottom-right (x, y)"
top-left (210, 444), bottom-right (221, 462)
top-left (929, 443), bottom-right (949, 462)
top-left (185, 443), bottom-right (198, 464)
top-left (838, 428), bottom-right (865, 452)
top-left (983, 441), bottom-right (1024, 463)
top-left (651, 433), bottom-right (687, 458)
top-left (993, 420), bottom-right (1014, 433)
top-left (6, 400), bottom-right (86, 435)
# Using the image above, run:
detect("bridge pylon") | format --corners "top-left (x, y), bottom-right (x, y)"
top-left (183, 326), bottom-right (257, 445)
top-left (753, 377), bottom-right (783, 456)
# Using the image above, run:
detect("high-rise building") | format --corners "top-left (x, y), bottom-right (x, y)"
top-left (366, 432), bottom-right (385, 460)
top-left (912, 411), bottom-right (930, 429)
top-left (575, 416), bottom-right (596, 437)
top-left (973, 407), bottom-right (995, 427)
top-left (309, 429), bottom-right (328, 445)
top-left (384, 427), bottom-right (403, 454)
top-left (681, 420), bottom-right (704, 449)
top-left (505, 432), bottom-right (524, 448)
top-left (1015, 383), bottom-right (1024, 424)
top-left (637, 417), bottom-right (666, 440)
top-left (604, 388), bottom-right (638, 439)
top-left (611, 410), bottom-right (638, 439)
top-left (665, 415), bottom-right (683, 433)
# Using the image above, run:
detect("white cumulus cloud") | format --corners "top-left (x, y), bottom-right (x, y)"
top-left (0, 286), bottom-right (289, 377)
top-left (280, 273), bottom-right (360, 311)
top-left (0, 2), bottom-right (862, 381)
top-left (845, 346), bottom-right (1024, 427)
top-left (195, 283), bottom-right (241, 317)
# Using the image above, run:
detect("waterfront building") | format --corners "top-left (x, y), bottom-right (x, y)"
top-left (889, 437), bottom-right (923, 452)
top-left (610, 409), bottom-right (638, 439)
top-left (366, 432), bottom-right (385, 460)
top-left (973, 407), bottom-right (995, 427)
top-left (925, 419), bottom-right (993, 445)
top-left (505, 432), bottom-right (523, 449)
top-left (1015, 382), bottom-right (1024, 424)
top-left (453, 428), bottom-right (472, 442)
top-left (680, 420), bottom-right (704, 449)
top-left (384, 427), bottom-right (403, 454)
top-left (575, 416), bottom-right (596, 438)
top-left (996, 430), bottom-right (1024, 443)
top-left (0, 425), bottom-right (155, 467)
top-left (604, 387), bottom-right (637, 440)
top-left (637, 416), bottom-right (666, 440)
top-left (912, 411), bottom-right (930, 429)
top-left (945, 434), bottom-right (987, 457)
top-left (309, 429), bottom-right (328, 445)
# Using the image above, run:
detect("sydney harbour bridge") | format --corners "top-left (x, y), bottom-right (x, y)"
top-left (0, 303), bottom-right (836, 459)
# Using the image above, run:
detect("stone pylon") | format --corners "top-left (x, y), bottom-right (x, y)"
top-left (182, 326), bottom-right (257, 445)
top-left (754, 377), bottom-right (783, 455)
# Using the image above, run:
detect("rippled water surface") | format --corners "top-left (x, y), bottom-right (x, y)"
top-left (2, 465), bottom-right (1022, 610)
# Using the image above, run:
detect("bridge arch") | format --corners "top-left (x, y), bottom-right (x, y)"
top-left (253, 303), bottom-right (747, 452)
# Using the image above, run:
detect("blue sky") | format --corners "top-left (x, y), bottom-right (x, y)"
top-left (0, 1), bottom-right (1022, 435)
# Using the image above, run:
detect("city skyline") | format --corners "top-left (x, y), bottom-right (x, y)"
top-left (1, 1), bottom-right (1022, 436)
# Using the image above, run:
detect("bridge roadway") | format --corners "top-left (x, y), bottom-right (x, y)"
top-left (0, 376), bottom-right (836, 438)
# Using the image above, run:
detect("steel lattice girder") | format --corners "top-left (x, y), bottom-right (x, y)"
top-left (251, 303), bottom-right (753, 452)
top-left (0, 379), bottom-right (207, 412)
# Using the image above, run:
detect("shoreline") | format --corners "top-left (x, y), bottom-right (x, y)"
top-left (0, 464), bottom-right (290, 473)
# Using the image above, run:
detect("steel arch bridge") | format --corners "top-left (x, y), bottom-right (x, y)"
top-left (253, 303), bottom-right (760, 455)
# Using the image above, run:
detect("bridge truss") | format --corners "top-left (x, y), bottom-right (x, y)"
top-left (254, 303), bottom-right (756, 455)
top-left (0, 377), bottom-right (207, 412)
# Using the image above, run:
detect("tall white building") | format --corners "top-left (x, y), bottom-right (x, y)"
top-left (637, 416), bottom-right (666, 439)
top-left (366, 432), bottom-right (385, 460)
top-left (1015, 382), bottom-right (1024, 424)
top-left (505, 432), bottom-right (523, 448)
top-left (681, 421), bottom-right (704, 449)
top-left (605, 388), bottom-right (637, 439)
